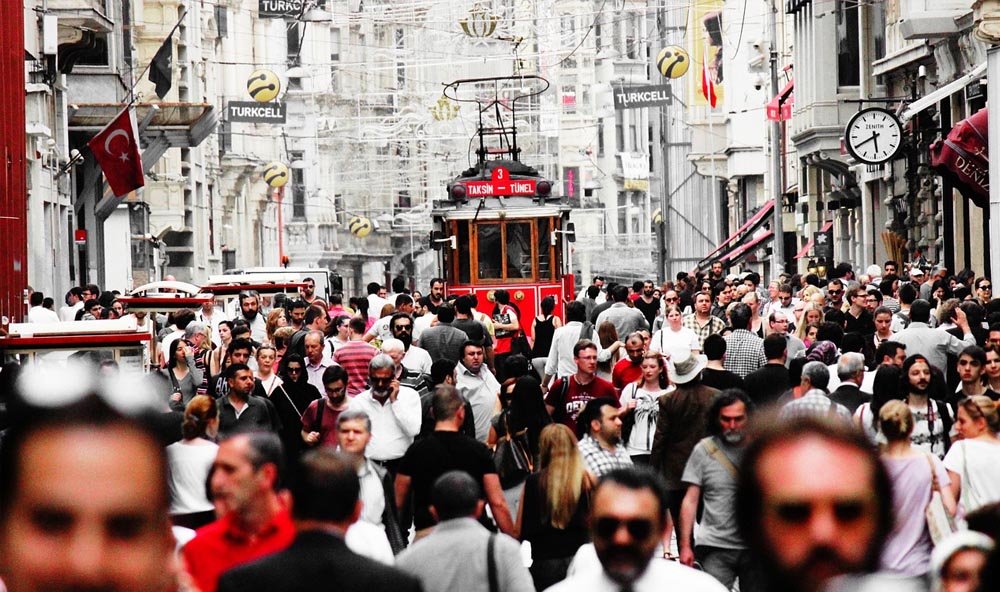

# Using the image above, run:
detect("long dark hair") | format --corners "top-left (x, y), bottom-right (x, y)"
top-left (506, 376), bottom-right (552, 455)
top-left (870, 366), bottom-right (903, 430)
top-left (167, 339), bottom-right (188, 369)
top-left (279, 353), bottom-right (309, 386)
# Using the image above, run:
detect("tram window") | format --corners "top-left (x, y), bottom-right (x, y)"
top-left (477, 224), bottom-right (503, 280)
top-left (537, 218), bottom-right (551, 281)
top-left (457, 221), bottom-right (470, 284)
top-left (506, 222), bottom-right (532, 279)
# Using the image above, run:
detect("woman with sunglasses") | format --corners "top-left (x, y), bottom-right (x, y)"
top-left (516, 424), bottom-right (593, 591)
top-left (274, 354), bottom-right (322, 467)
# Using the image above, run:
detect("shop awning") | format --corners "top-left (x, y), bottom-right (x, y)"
top-left (766, 79), bottom-right (794, 121)
top-left (793, 219), bottom-right (834, 260)
top-left (930, 107), bottom-right (988, 208)
top-left (900, 62), bottom-right (986, 123)
top-left (699, 201), bottom-right (775, 268)
top-left (720, 230), bottom-right (774, 266)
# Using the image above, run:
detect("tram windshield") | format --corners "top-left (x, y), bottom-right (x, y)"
top-left (447, 217), bottom-right (559, 285)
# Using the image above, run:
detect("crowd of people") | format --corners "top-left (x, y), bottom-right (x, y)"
top-left (2, 260), bottom-right (1000, 592)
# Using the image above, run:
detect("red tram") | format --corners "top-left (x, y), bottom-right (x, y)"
top-left (431, 76), bottom-right (576, 338)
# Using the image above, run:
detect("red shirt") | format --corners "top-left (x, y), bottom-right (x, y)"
top-left (544, 375), bottom-right (619, 435)
top-left (182, 508), bottom-right (295, 592)
top-left (612, 358), bottom-right (643, 391)
top-left (333, 340), bottom-right (377, 396)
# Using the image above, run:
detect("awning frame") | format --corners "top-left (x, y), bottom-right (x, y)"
top-left (698, 201), bottom-right (775, 268)
top-left (900, 62), bottom-right (986, 123)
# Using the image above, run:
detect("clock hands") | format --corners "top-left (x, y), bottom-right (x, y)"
top-left (856, 131), bottom-right (880, 151)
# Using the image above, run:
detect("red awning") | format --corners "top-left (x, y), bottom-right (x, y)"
top-left (793, 219), bottom-right (834, 260)
top-left (766, 79), bottom-right (794, 121)
top-left (930, 108), bottom-right (988, 208)
top-left (720, 230), bottom-right (774, 265)
top-left (701, 201), bottom-right (775, 265)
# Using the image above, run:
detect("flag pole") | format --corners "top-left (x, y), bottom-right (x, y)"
top-left (127, 8), bottom-right (188, 106)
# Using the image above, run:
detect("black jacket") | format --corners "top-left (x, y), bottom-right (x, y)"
top-left (829, 383), bottom-right (871, 415)
top-left (217, 530), bottom-right (422, 592)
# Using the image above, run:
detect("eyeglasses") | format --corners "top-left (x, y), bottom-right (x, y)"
top-left (664, 297), bottom-right (678, 302)
top-left (979, 284), bottom-right (992, 290)
top-left (594, 517), bottom-right (655, 540)
top-left (393, 324), bottom-right (412, 332)
top-left (286, 367), bottom-right (303, 374)
top-left (827, 290), bottom-right (843, 296)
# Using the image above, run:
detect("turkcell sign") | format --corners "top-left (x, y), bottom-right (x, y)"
top-left (613, 84), bottom-right (673, 110)
top-left (259, 0), bottom-right (304, 18)
top-left (465, 179), bottom-right (537, 197)
top-left (228, 101), bottom-right (286, 124)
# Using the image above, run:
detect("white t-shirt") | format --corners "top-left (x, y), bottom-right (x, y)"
top-left (943, 438), bottom-right (1000, 513)
top-left (649, 326), bottom-right (700, 354)
top-left (402, 345), bottom-right (433, 374)
top-left (166, 440), bottom-right (219, 515)
top-left (366, 315), bottom-right (393, 342)
top-left (619, 384), bottom-right (673, 455)
top-left (413, 314), bottom-right (434, 344)
top-left (557, 543), bottom-right (727, 592)
top-left (27, 305), bottom-right (60, 324)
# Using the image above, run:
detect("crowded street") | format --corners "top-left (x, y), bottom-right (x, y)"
top-left (4, 1), bottom-right (1000, 592)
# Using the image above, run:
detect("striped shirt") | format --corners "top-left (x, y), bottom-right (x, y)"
top-left (333, 340), bottom-right (378, 396)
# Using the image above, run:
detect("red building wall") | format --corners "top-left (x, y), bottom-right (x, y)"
top-left (0, 2), bottom-right (27, 324)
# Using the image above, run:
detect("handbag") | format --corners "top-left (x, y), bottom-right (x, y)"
top-left (493, 410), bottom-right (533, 488)
top-left (924, 453), bottom-right (957, 545)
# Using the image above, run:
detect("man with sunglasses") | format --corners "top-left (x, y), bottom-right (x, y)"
top-left (736, 416), bottom-right (892, 592)
top-left (547, 467), bottom-right (726, 592)
top-left (824, 279), bottom-right (846, 315)
top-left (347, 354), bottom-right (421, 474)
top-left (388, 313), bottom-right (433, 375)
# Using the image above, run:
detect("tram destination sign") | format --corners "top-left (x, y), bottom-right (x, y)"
top-left (613, 84), bottom-right (673, 110)
top-left (464, 167), bottom-right (537, 197)
top-left (227, 101), bottom-right (286, 124)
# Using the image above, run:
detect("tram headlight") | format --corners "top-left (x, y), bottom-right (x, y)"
top-left (450, 183), bottom-right (467, 201)
top-left (536, 180), bottom-right (551, 197)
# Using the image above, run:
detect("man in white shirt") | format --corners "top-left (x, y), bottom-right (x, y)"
top-left (304, 331), bottom-right (334, 393)
top-left (195, 300), bottom-right (224, 344)
top-left (388, 313), bottom-right (432, 374)
top-left (365, 295), bottom-right (415, 344)
top-left (546, 467), bottom-right (727, 592)
top-left (59, 287), bottom-right (84, 322)
top-left (235, 291), bottom-right (267, 343)
top-left (348, 354), bottom-right (422, 468)
top-left (26, 292), bottom-right (60, 323)
top-left (366, 282), bottom-right (389, 320)
top-left (454, 341), bottom-right (501, 443)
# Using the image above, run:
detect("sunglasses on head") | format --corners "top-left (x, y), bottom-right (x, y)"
top-left (594, 517), bottom-right (654, 540)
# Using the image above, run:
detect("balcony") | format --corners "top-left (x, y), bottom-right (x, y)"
top-left (897, 1), bottom-right (972, 40)
top-left (48, 0), bottom-right (113, 33)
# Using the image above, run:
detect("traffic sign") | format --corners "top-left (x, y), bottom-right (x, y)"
top-left (814, 228), bottom-right (833, 259)
top-left (464, 167), bottom-right (537, 197)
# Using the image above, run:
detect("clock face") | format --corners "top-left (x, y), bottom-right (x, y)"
top-left (845, 108), bottom-right (903, 165)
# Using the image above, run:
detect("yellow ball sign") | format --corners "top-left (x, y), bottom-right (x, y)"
top-left (263, 162), bottom-right (288, 188)
top-left (348, 216), bottom-right (374, 238)
top-left (247, 69), bottom-right (281, 102)
top-left (656, 46), bottom-right (690, 79)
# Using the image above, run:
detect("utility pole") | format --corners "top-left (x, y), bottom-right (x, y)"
top-left (768, 0), bottom-right (785, 276)
top-left (657, 2), bottom-right (672, 283)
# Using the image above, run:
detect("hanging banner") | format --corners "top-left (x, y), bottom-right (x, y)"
top-left (689, 0), bottom-right (725, 108)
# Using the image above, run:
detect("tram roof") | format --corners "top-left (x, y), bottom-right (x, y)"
top-left (432, 201), bottom-right (567, 220)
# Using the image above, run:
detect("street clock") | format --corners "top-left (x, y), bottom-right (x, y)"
top-left (845, 107), bottom-right (903, 165)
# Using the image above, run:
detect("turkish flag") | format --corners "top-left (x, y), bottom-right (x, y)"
top-left (88, 107), bottom-right (144, 197)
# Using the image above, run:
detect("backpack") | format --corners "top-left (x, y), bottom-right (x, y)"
top-left (894, 309), bottom-right (911, 329)
top-left (578, 320), bottom-right (594, 343)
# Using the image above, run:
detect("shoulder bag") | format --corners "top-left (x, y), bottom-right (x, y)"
top-left (487, 534), bottom-right (498, 592)
top-left (924, 453), bottom-right (957, 544)
top-left (493, 409), bottom-right (533, 488)
top-left (701, 438), bottom-right (739, 480)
